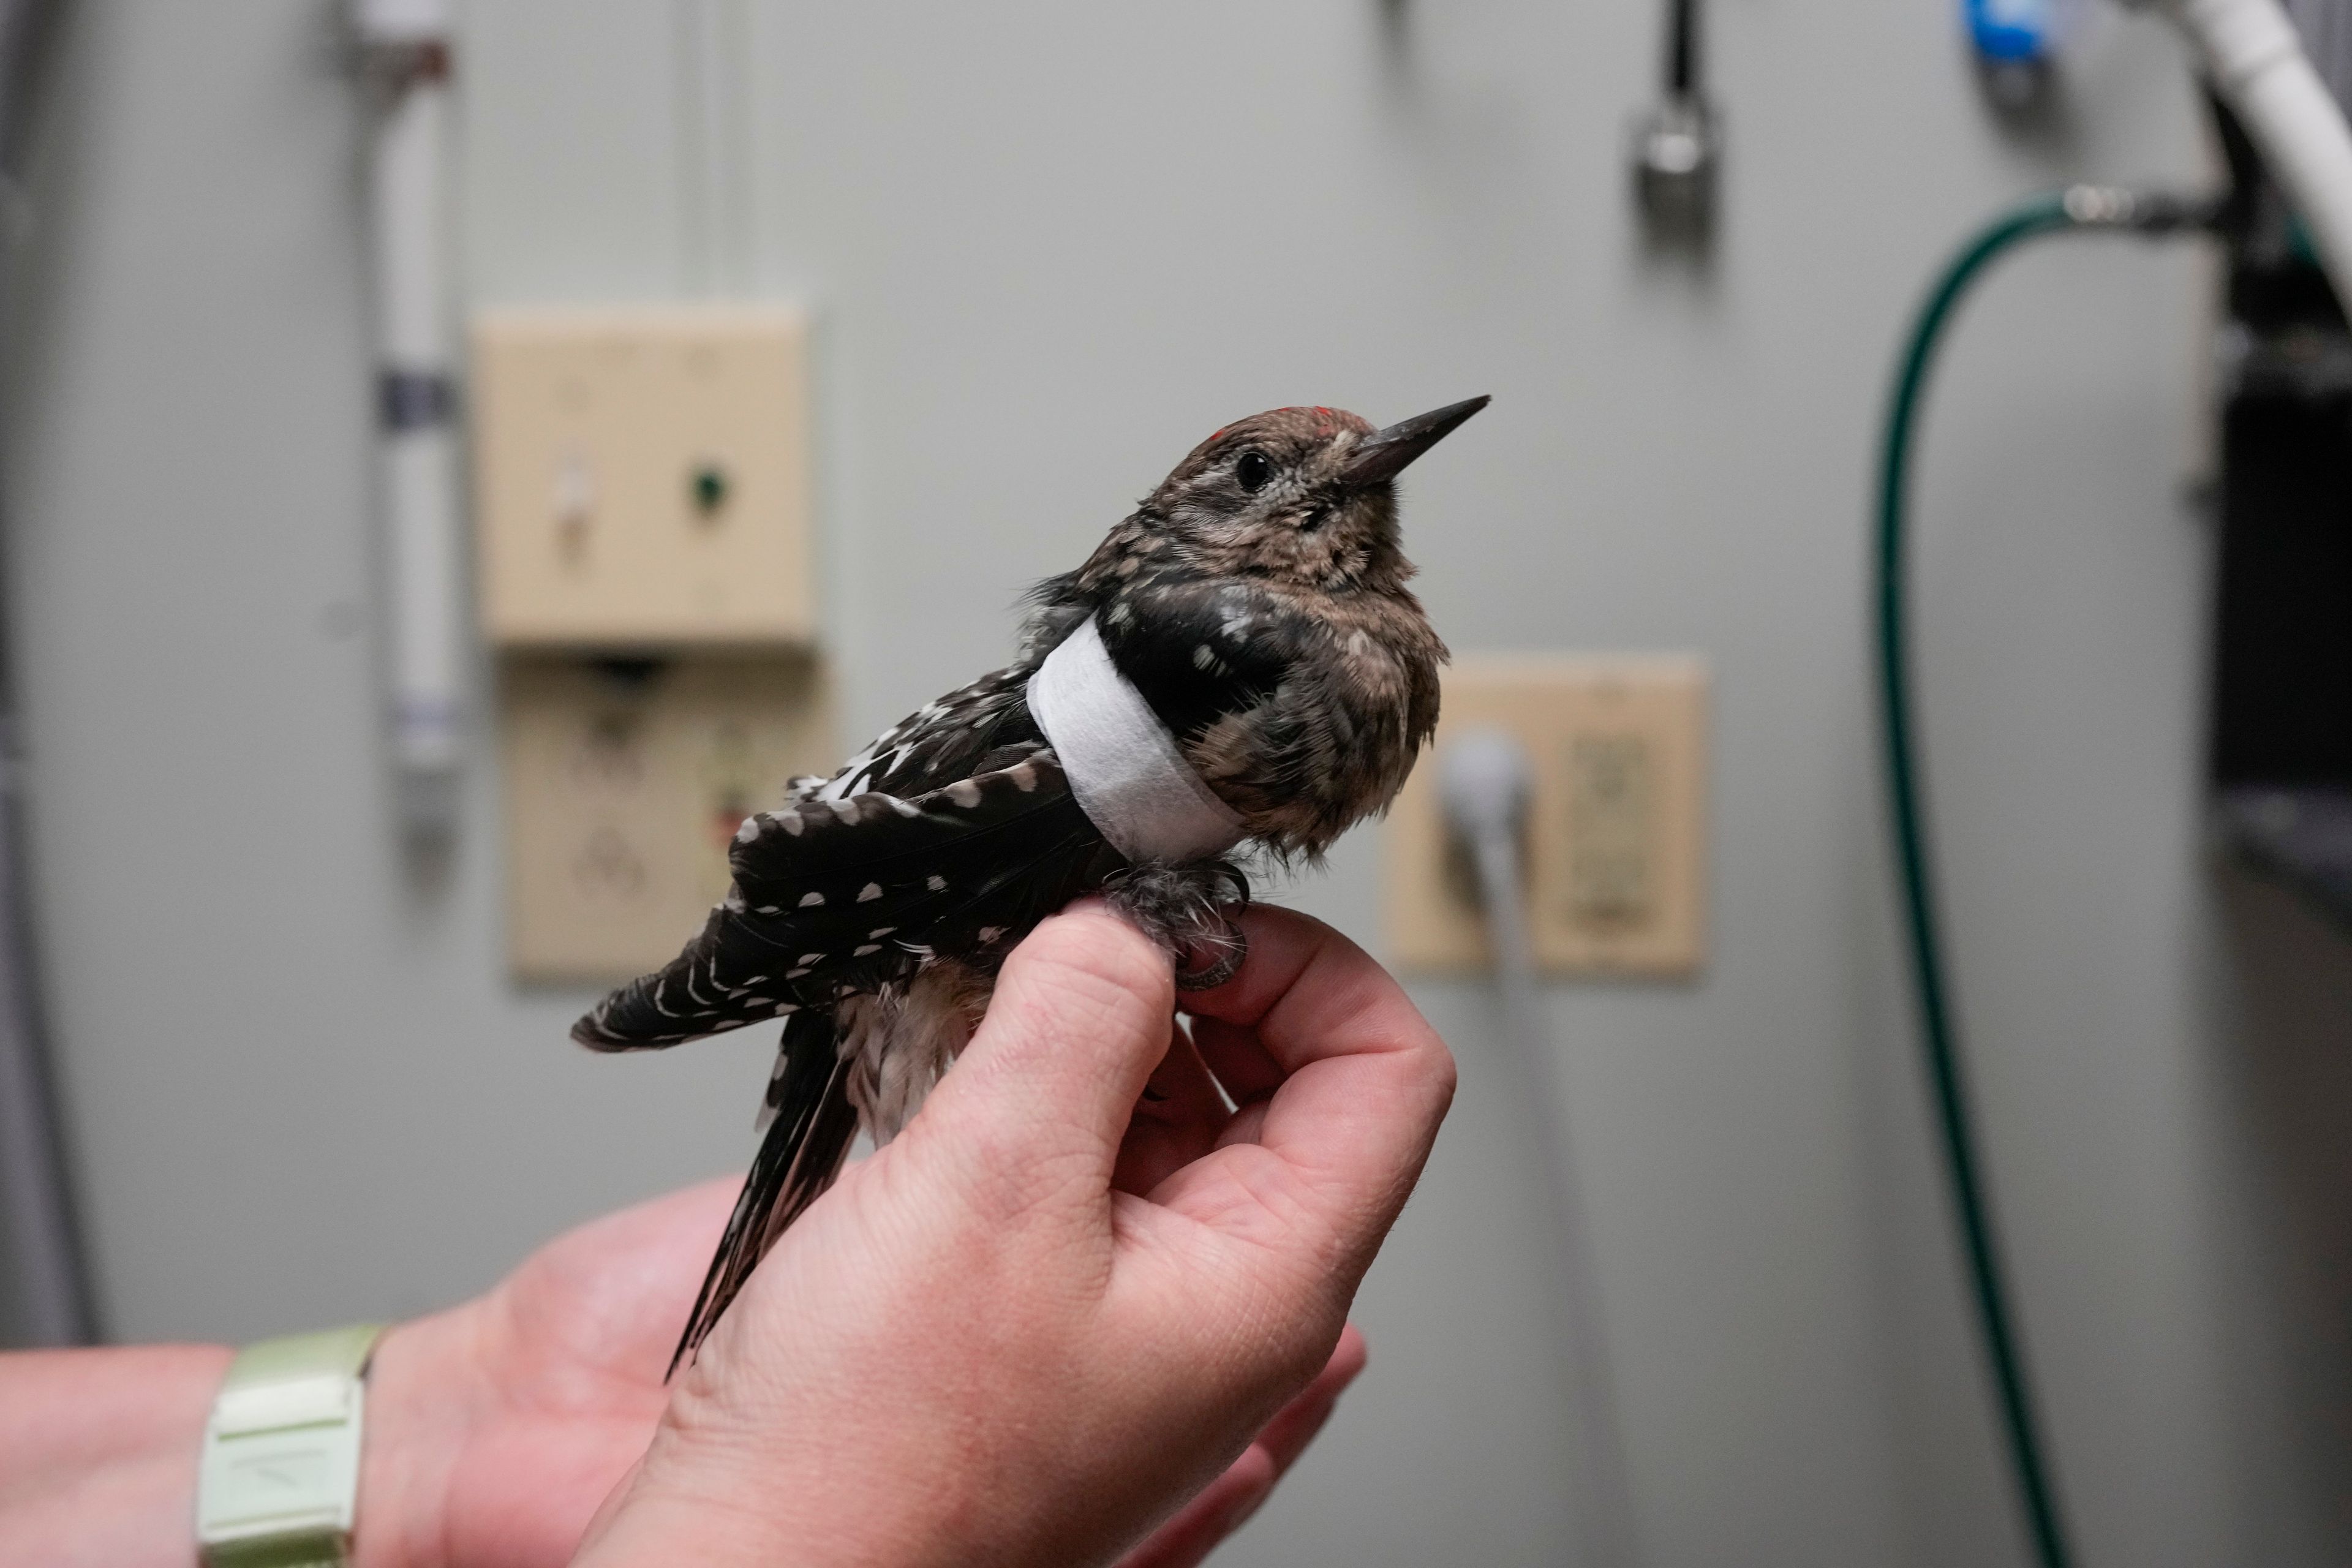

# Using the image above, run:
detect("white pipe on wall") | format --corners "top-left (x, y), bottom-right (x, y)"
top-left (2157, 0), bottom-right (2352, 309)
top-left (355, 0), bottom-right (462, 835)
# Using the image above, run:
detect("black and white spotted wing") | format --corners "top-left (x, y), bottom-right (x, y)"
top-left (575, 661), bottom-right (1126, 1374)
top-left (571, 664), bottom-right (1113, 1053)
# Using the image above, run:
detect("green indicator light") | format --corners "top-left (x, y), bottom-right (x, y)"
top-left (691, 461), bottom-right (730, 516)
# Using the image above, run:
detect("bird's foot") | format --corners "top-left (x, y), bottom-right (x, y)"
top-left (1173, 922), bottom-right (1246, 991)
top-left (1102, 857), bottom-right (1251, 992)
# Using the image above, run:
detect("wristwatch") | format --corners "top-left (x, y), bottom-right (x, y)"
top-left (195, 1324), bottom-right (387, 1568)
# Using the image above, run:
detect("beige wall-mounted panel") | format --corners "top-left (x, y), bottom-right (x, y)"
top-left (1385, 656), bottom-right (1709, 978)
top-left (474, 306), bottom-right (815, 647)
top-left (501, 654), bottom-right (835, 982)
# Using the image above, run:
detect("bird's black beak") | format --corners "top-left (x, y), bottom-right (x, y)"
top-left (1340, 395), bottom-right (1491, 486)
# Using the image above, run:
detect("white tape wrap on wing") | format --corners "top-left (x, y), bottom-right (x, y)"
top-left (1026, 616), bottom-right (1247, 864)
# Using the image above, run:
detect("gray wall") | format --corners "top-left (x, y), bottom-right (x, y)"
top-left (7, 2), bottom-right (2351, 1565)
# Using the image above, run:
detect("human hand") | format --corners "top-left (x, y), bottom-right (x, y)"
top-left (356, 1189), bottom-right (1364, 1568)
top-left (569, 901), bottom-right (1455, 1568)
top-left (355, 903), bottom-right (1439, 1568)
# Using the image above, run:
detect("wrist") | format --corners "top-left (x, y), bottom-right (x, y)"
top-left (346, 1310), bottom-right (483, 1568)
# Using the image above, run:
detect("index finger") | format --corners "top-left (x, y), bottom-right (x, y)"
top-left (1174, 907), bottom-right (1456, 1272)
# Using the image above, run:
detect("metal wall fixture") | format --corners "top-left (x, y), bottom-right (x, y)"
top-left (1630, 0), bottom-right (1719, 248)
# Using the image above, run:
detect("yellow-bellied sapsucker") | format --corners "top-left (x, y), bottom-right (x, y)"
top-left (576, 396), bottom-right (1487, 1367)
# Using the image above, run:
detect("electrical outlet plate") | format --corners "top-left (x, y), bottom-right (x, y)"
top-left (500, 654), bottom-right (836, 982)
top-left (473, 306), bottom-right (816, 647)
top-left (1384, 655), bottom-right (1708, 978)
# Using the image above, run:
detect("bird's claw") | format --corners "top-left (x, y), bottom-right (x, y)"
top-left (1174, 922), bottom-right (1246, 991)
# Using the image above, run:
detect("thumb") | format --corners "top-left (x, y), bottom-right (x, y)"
top-left (915, 901), bottom-right (1175, 1204)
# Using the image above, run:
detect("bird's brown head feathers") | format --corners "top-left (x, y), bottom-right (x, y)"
top-left (1130, 398), bottom-right (1485, 593)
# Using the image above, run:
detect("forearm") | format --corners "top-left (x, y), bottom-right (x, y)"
top-left (0, 1343), bottom-right (230, 1568)
top-left (0, 1316), bottom-right (480, 1568)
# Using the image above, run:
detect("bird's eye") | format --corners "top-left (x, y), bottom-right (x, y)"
top-left (1234, 450), bottom-right (1273, 492)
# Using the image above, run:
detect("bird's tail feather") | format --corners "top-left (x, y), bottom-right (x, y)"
top-left (670, 1009), bottom-right (859, 1376)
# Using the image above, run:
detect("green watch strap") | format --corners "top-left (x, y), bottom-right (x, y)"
top-left (196, 1324), bottom-right (387, 1568)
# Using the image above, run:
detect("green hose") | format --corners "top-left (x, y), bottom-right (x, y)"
top-left (1875, 187), bottom-right (2207, 1568)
